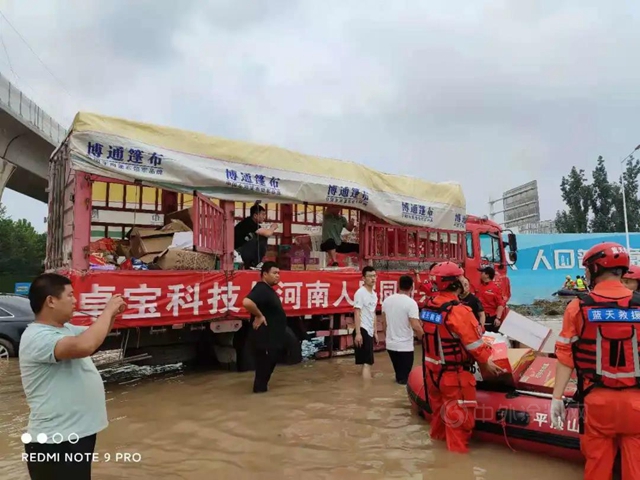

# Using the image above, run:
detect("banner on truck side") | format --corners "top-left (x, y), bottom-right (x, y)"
top-left (61, 112), bottom-right (468, 231)
top-left (68, 270), bottom-right (429, 329)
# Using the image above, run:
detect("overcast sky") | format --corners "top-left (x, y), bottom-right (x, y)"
top-left (1, 1), bottom-right (639, 233)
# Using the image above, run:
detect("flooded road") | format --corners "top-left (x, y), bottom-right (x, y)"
top-left (0, 343), bottom-right (582, 480)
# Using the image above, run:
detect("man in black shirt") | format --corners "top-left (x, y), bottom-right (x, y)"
top-left (242, 261), bottom-right (287, 393)
top-left (234, 203), bottom-right (276, 269)
top-left (459, 276), bottom-right (485, 327)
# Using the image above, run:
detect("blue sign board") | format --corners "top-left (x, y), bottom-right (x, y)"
top-left (14, 283), bottom-right (31, 296)
top-left (506, 232), bottom-right (640, 305)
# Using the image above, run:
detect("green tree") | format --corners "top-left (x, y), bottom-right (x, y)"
top-left (555, 166), bottom-right (591, 233)
top-left (555, 155), bottom-right (640, 233)
top-left (589, 156), bottom-right (617, 232)
top-left (611, 157), bottom-right (640, 232)
top-left (0, 203), bottom-right (46, 277)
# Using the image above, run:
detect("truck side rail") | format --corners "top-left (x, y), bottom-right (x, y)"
top-left (192, 191), bottom-right (225, 255)
top-left (363, 222), bottom-right (464, 263)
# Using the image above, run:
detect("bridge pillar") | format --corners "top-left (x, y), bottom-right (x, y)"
top-left (0, 109), bottom-right (55, 203)
top-left (0, 157), bottom-right (15, 203)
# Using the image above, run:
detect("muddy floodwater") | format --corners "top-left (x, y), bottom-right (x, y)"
top-left (0, 320), bottom-right (583, 479)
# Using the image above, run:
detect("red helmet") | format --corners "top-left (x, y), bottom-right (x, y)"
top-left (624, 267), bottom-right (640, 281)
top-left (431, 261), bottom-right (464, 291)
top-left (582, 242), bottom-right (630, 277)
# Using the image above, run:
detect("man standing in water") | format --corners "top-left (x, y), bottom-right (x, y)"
top-left (20, 273), bottom-right (126, 480)
top-left (242, 261), bottom-right (287, 393)
top-left (353, 266), bottom-right (378, 379)
top-left (381, 275), bottom-right (422, 384)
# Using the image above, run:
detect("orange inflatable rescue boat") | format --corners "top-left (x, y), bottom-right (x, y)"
top-left (406, 359), bottom-right (584, 463)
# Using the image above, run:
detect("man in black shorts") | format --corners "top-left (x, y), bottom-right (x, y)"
top-left (241, 261), bottom-right (287, 393)
top-left (320, 205), bottom-right (358, 266)
top-left (353, 266), bottom-right (378, 379)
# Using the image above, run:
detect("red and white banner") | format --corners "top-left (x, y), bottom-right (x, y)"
top-left (67, 270), bottom-right (427, 329)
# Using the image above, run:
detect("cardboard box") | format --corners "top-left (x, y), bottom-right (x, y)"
top-left (517, 356), bottom-right (578, 397)
top-left (165, 207), bottom-right (194, 230)
top-left (476, 336), bottom-right (536, 385)
top-left (306, 257), bottom-right (320, 270)
top-left (130, 220), bottom-right (192, 259)
top-left (154, 249), bottom-right (217, 270)
top-left (498, 310), bottom-right (553, 351)
top-left (115, 240), bottom-right (132, 259)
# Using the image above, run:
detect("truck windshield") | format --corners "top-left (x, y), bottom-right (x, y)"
top-left (479, 233), bottom-right (503, 264)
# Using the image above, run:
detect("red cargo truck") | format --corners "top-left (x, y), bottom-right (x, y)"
top-left (45, 112), bottom-right (517, 369)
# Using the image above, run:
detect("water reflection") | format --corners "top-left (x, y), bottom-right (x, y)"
top-left (0, 320), bottom-right (581, 479)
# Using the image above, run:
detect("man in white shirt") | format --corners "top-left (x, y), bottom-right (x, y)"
top-left (381, 275), bottom-right (423, 384)
top-left (353, 265), bottom-right (378, 379)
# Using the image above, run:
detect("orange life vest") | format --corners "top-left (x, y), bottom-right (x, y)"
top-left (421, 299), bottom-right (475, 373)
top-left (572, 290), bottom-right (640, 397)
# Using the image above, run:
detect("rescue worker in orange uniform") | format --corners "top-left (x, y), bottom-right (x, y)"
top-left (551, 242), bottom-right (640, 479)
top-left (413, 264), bottom-right (437, 308)
top-left (622, 267), bottom-right (640, 292)
top-left (421, 262), bottom-right (503, 453)
top-left (475, 266), bottom-right (508, 333)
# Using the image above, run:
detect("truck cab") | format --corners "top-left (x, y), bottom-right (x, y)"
top-left (464, 215), bottom-right (516, 302)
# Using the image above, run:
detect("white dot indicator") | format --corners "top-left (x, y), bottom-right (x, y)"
top-left (21, 433), bottom-right (32, 444)
top-left (37, 433), bottom-right (47, 444)
top-left (52, 433), bottom-right (63, 444)
top-left (68, 433), bottom-right (79, 444)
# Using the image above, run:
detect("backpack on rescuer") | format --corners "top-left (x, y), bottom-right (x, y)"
top-left (572, 241), bottom-right (640, 398)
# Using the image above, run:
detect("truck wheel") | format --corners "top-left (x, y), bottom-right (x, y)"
top-left (126, 344), bottom-right (198, 367)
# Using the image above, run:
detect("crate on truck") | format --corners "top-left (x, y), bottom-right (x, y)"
top-left (45, 111), bottom-right (517, 369)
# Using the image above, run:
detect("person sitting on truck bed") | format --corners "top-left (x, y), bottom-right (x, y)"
top-left (320, 205), bottom-right (358, 267)
top-left (234, 202), bottom-right (276, 269)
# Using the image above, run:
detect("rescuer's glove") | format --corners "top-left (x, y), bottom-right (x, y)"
top-left (550, 397), bottom-right (566, 429)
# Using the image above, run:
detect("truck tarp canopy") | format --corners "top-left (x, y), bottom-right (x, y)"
top-left (60, 111), bottom-right (467, 231)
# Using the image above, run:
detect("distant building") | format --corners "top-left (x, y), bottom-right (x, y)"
top-left (512, 219), bottom-right (557, 234)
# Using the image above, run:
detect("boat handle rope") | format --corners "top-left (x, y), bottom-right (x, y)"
top-left (498, 416), bottom-right (518, 453)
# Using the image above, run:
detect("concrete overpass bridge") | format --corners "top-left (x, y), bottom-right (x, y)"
top-left (0, 71), bottom-right (66, 203)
